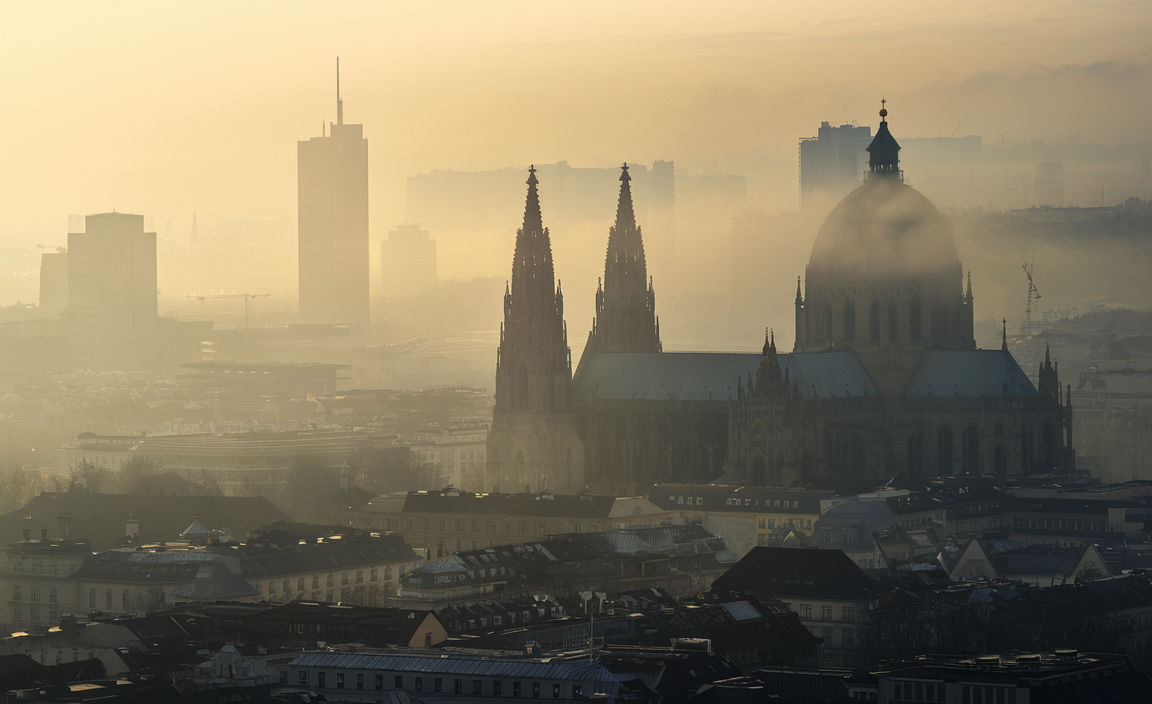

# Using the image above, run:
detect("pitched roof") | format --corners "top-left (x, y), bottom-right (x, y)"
top-left (903, 350), bottom-right (1036, 398)
top-left (573, 350), bottom-right (878, 403)
top-left (710, 547), bottom-right (894, 601)
top-left (171, 562), bottom-right (259, 601)
top-left (400, 490), bottom-right (617, 518)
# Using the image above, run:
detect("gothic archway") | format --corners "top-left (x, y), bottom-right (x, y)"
top-left (994, 443), bottom-right (1007, 477)
top-left (962, 425), bottom-right (980, 474)
top-left (937, 425), bottom-right (953, 476)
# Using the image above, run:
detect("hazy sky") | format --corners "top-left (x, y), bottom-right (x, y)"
top-left (1, 1), bottom-right (1150, 241)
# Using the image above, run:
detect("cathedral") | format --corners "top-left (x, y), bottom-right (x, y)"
top-left (488, 107), bottom-right (1074, 495)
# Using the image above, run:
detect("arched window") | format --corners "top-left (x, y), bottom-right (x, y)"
top-left (888, 303), bottom-right (898, 342)
top-left (937, 425), bottom-right (953, 476)
top-left (994, 443), bottom-right (1007, 476)
top-left (1042, 422), bottom-right (1057, 469)
top-left (1021, 424), bottom-right (1032, 473)
top-left (843, 299), bottom-right (856, 341)
top-left (962, 425), bottom-right (980, 473)
top-left (910, 296), bottom-right (922, 341)
top-left (906, 429), bottom-right (925, 477)
top-left (870, 301), bottom-right (881, 343)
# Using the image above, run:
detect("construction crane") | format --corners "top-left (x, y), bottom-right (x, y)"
top-left (35, 244), bottom-right (67, 253)
top-left (189, 293), bottom-right (270, 329)
top-left (1022, 253), bottom-right (1041, 323)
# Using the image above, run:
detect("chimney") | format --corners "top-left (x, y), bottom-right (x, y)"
top-left (126, 516), bottom-right (139, 538)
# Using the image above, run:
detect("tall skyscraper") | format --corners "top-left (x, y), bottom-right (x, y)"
top-left (298, 59), bottom-right (369, 327)
top-left (487, 167), bottom-right (584, 493)
top-left (381, 224), bottom-right (437, 298)
top-left (586, 164), bottom-right (661, 353)
top-left (67, 212), bottom-right (157, 335)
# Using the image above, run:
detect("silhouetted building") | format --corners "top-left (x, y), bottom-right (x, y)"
top-left (381, 224), bottom-right (437, 298)
top-left (37, 247), bottom-right (68, 317)
top-left (67, 212), bottom-right (157, 335)
top-left (570, 106), bottom-right (1074, 495)
top-left (298, 61), bottom-right (369, 327)
top-left (586, 164), bottom-right (661, 354)
top-left (487, 167), bottom-right (584, 493)
top-left (799, 121), bottom-right (872, 210)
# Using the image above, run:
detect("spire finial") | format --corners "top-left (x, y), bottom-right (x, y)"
top-left (1002, 318), bottom-right (1008, 351)
top-left (879, 97), bottom-right (887, 120)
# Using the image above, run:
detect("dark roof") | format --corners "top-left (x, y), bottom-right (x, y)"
top-left (652, 484), bottom-right (832, 515)
top-left (0, 654), bottom-right (59, 690)
top-left (0, 492), bottom-right (293, 551)
top-left (710, 547), bottom-right (895, 601)
top-left (234, 530), bottom-right (418, 578)
top-left (72, 550), bottom-right (222, 584)
top-left (573, 351), bottom-right (878, 403)
top-left (904, 350), bottom-right (1036, 398)
top-left (171, 562), bottom-right (259, 601)
top-left (401, 490), bottom-right (616, 518)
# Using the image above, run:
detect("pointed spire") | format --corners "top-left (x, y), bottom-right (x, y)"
top-left (1045, 343), bottom-right (1051, 365)
top-left (965, 271), bottom-right (973, 302)
top-left (523, 165), bottom-right (543, 234)
top-left (1002, 318), bottom-right (1008, 351)
top-left (795, 276), bottom-right (803, 306)
top-left (615, 163), bottom-right (636, 232)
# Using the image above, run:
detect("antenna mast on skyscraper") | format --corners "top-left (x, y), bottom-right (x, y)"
top-left (336, 57), bottom-right (343, 126)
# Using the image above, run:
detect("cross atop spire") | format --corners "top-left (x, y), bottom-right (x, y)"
top-left (615, 163), bottom-right (636, 232)
top-left (1002, 318), bottom-right (1008, 351)
top-left (336, 57), bottom-right (343, 126)
top-left (880, 97), bottom-right (887, 121)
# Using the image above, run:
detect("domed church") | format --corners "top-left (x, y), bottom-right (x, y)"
top-left (490, 106), bottom-right (1075, 495)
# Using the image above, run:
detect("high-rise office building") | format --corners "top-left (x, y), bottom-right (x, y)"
top-left (67, 212), bottom-right (157, 335)
top-left (799, 122), bottom-right (873, 210)
top-left (298, 59), bottom-right (369, 327)
top-left (380, 224), bottom-right (437, 299)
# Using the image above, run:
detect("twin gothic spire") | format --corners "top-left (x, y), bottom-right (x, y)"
top-left (587, 163), bottom-right (662, 353)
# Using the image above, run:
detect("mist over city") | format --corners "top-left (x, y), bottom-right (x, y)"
top-left (0, 2), bottom-right (1151, 702)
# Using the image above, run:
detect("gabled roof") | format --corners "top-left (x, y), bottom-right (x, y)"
top-left (903, 350), bottom-right (1036, 398)
top-left (710, 547), bottom-right (894, 600)
top-left (573, 350), bottom-right (878, 403)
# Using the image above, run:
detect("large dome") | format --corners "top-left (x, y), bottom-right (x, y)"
top-left (808, 176), bottom-right (959, 281)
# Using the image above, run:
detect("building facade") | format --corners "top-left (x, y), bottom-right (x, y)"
top-left (486, 168), bottom-right (584, 493)
top-left (380, 223), bottom-right (437, 299)
top-left (67, 212), bottom-right (157, 336)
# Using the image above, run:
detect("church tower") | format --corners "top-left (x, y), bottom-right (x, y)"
top-left (586, 164), bottom-right (662, 354)
top-left (487, 167), bottom-right (584, 493)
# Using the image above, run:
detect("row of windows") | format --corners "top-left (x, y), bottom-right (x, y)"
top-left (1013, 518), bottom-right (1103, 532)
top-left (11, 607), bottom-right (58, 622)
top-left (757, 517), bottom-right (812, 531)
top-left (5, 562), bottom-right (59, 575)
top-left (9, 586), bottom-right (58, 602)
top-left (301, 670), bottom-right (583, 699)
top-left (253, 567), bottom-right (401, 595)
top-left (797, 604), bottom-right (861, 622)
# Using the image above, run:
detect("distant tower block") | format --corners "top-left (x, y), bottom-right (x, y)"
top-left (190, 211), bottom-right (200, 249)
top-left (297, 57), bottom-right (370, 327)
top-left (38, 248), bottom-right (69, 317)
top-left (799, 121), bottom-right (873, 210)
top-left (67, 212), bottom-right (158, 336)
top-left (381, 224), bottom-right (437, 298)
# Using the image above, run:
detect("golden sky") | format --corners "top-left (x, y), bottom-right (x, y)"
top-left (1, 0), bottom-right (1149, 239)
